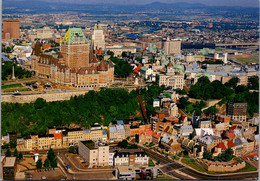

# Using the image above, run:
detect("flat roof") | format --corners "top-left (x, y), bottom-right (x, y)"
top-left (4, 157), bottom-right (16, 167)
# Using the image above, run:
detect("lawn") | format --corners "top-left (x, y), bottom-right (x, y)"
top-left (181, 158), bottom-right (207, 173)
top-left (172, 155), bottom-right (180, 160)
top-left (237, 57), bottom-right (258, 63)
top-left (183, 154), bottom-right (190, 158)
top-left (148, 159), bottom-right (155, 167)
top-left (2, 83), bottom-right (22, 89)
top-left (240, 162), bottom-right (257, 172)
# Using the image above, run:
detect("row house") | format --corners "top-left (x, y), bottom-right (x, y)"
top-left (113, 149), bottom-right (149, 166)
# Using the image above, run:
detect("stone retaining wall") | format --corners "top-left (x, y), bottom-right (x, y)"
top-left (1, 91), bottom-right (89, 103)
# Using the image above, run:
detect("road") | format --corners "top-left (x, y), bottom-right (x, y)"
top-left (142, 146), bottom-right (258, 180)
top-left (57, 152), bottom-right (115, 180)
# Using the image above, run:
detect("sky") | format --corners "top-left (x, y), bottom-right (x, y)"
top-left (37, 0), bottom-right (259, 7)
top-left (4, 0), bottom-right (259, 7)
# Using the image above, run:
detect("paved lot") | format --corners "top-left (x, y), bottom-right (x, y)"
top-left (26, 168), bottom-right (65, 180)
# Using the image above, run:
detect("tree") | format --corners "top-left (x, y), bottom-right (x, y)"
top-left (44, 158), bottom-right (51, 168)
top-left (34, 98), bottom-right (47, 109)
top-left (117, 140), bottom-right (128, 148)
top-left (178, 97), bottom-right (190, 109)
top-left (69, 146), bottom-right (75, 153)
top-left (203, 106), bottom-right (218, 115)
top-left (6, 149), bottom-right (11, 157)
top-left (135, 134), bottom-right (139, 143)
top-left (10, 139), bottom-right (17, 148)
top-left (2, 143), bottom-right (9, 149)
top-left (156, 160), bottom-right (160, 165)
top-left (18, 152), bottom-right (23, 160)
top-left (248, 76), bottom-right (259, 90)
top-left (13, 148), bottom-right (18, 157)
top-left (122, 51), bottom-right (127, 58)
top-left (6, 46), bottom-right (12, 53)
top-left (203, 150), bottom-right (213, 160)
top-left (50, 158), bottom-right (57, 168)
top-left (107, 50), bottom-right (114, 58)
top-left (36, 159), bottom-right (43, 169)
top-left (47, 148), bottom-right (55, 162)
top-left (225, 77), bottom-right (239, 89)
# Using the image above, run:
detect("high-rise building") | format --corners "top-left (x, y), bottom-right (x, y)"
top-left (227, 102), bottom-right (247, 122)
top-left (60, 28), bottom-right (90, 68)
top-left (35, 26), bottom-right (53, 39)
top-left (163, 38), bottom-right (181, 55)
top-left (92, 24), bottom-right (105, 50)
top-left (3, 20), bottom-right (20, 39)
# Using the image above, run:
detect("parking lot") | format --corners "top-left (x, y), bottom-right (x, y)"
top-left (26, 168), bottom-right (65, 180)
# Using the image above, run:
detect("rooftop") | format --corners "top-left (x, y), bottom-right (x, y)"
top-left (4, 157), bottom-right (16, 167)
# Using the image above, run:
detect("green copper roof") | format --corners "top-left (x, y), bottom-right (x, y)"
top-left (200, 48), bottom-right (214, 55)
top-left (61, 28), bottom-right (88, 45)
top-left (195, 72), bottom-right (211, 78)
top-left (162, 60), bottom-right (169, 66)
top-left (94, 24), bottom-right (102, 30)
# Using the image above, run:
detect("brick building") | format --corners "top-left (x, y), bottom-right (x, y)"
top-left (227, 102), bottom-right (247, 122)
top-left (3, 20), bottom-right (20, 39)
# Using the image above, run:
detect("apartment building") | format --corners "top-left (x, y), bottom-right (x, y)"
top-left (113, 149), bottom-right (149, 166)
top-left (227, 102), bottom-right (247, 122)
top-left (78, 140), bottom-right (109, 167)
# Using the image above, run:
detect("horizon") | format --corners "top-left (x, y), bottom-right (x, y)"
top-left (3, 0), bottom-right (259, 8)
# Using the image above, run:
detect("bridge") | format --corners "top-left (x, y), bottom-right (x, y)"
top-left (215, 42), bottom-right (258, 48)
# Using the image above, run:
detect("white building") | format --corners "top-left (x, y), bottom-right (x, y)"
top-left (92, 24), bottom-right (105, 50)
top-left (35, 27), bottom-right (53, 39)
top-left (158, 61), bottom-right (185, 89)
top-left (140, 67), bottom-right (156, 82)
top-left (106, 44), bottom-right (136, 57)
top-left (78, 140), bottom-right (109, 167)
top-left (114, 149), bottom-right (149, 166)
top-left (163, 38), bottom-right (181, 55)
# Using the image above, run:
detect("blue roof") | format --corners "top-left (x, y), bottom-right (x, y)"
top-left (117, 120), bottom-right (124, 125)
top-left (116, 125), bottom-right (125, 131)
top-left (103, 129), bottom-right (107, 135)
top-left (109, 127), bottom-right (117, 133)
top-left (83, 129), bottom-right (90, 133)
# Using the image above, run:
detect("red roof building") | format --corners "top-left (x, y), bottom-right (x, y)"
top-left (227, 140), bottom-right (236, 148)
top-left (216, 142), bottom-right (227, 150)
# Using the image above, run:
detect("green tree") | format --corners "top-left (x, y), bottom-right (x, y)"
top-left (225, 77), bottom-right (240, 89)
top-left (18, 152), bottom-right (23, 160)
top-left (6, 149), bottom-right (11, 157)
top-left (47, 148), bottom-right (55, 162)
top-left (117, 140), bottom-right (128, 148)
top-left (10, 139), bottom-right (17, 148)
top-left (178, 97), bottom-right (190, 109)
top-left (69, 146), bottom-right (75, 153)
top-left (122, 51), bottom-right (127, 57)
top-left (36, 159), bottom-right (43, 169)
top-left (50, 158), bottom-right (57, 168)
top-left (34, 98), bottom-right (47, 109)
top-left (6, 47), bottom-right (12, 53)
top-left (248, 76), bottom-right (259, 90)
top-left (44, 158), bottom-right (50, 168)
top-left (13, 148), bottom-right (18, 157)
top-left (107, 50), bottom-right (114, 58)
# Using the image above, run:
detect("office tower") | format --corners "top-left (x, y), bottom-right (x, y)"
top-left (3, 20), bottom-right (20, 39)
